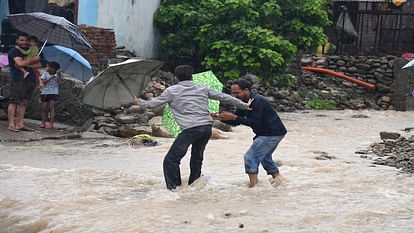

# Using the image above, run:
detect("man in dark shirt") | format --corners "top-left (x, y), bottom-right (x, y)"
top-left (7, 32), bottom-right (41, 132)
top-left (214, 76), bottom-right (287, 188)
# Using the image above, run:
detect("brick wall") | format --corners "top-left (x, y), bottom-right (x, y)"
top-left (78, 25), bottom-right (116, 72)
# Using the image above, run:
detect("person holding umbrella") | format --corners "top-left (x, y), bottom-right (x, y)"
top-left (14, 35), bottom-right (43, 88)
top-left (7, 32), bottom-right (41, 132)
top-left (136, 65), bottom-right (253, 190)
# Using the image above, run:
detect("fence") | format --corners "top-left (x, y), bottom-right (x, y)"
top-left (331, 2), bottom-right (414, 55)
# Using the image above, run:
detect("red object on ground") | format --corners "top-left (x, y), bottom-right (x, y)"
top-left (303, 66), bottom-right (376, 90)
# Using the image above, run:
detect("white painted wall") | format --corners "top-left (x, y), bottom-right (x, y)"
top-left (96, 0), bottom-right (161, 59)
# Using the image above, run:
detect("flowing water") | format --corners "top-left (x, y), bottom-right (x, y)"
top-left (0, 110), bottom-right (414, 233)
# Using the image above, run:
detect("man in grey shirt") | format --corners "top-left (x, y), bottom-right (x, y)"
top-left (138, 65), bottom-right (251, 190)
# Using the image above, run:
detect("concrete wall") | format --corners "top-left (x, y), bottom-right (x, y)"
top-left (95, 0), bottom-right (161, 59)
top-left (77, 0), bottom-right (98, 26)
top-left (0, 0), bottom-right (9, 34)
top-left (391, 59), bottom-right (414, 111)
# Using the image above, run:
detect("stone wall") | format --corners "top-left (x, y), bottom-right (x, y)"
top-left (391, 59), bottom-right (414, 111)
top-left (78, 25), bottom-right (116, 72)
top-left (302, 55), bottom-right (395, 92)
top-left (301, 54), bottom-right (402, 109)
top-left (0, 71), bottom-right (93, 126)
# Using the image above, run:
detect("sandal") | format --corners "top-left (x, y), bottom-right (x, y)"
top-left (17, 126), bottom-right (35, 131)
top-left (8, 127), bottom-right (19, 132)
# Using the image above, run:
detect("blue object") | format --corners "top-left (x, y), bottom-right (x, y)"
top-left (42, 45), bottom-right (93, 82)
top-left (77, 0), bottom-right (98, 26)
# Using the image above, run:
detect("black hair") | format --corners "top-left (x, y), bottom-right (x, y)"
top-left (174, 65), bottom-right (193, 81)
top-left (16, 32), bottom-right (29, 39)
top-left (29, 36), bottom-right (39, 42)
top-left (232, 78), bottom-right (252, 91)
top-left (48, 61), bottom-right (60, 71)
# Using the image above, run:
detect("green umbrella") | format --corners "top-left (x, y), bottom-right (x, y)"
top-left (162, 70), bottom-right (223, 137)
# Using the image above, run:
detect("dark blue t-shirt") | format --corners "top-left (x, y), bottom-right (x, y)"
top-left (222, 92), bottom-right (287, 138)
top-left (8, 48), bottom-right (36, 82)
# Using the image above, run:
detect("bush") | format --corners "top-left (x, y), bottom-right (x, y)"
top-left (155, 0), bottom-right (330, 81)
top-left (272, 74), bottom-right (298, 89)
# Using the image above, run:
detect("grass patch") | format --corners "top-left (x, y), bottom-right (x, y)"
top-left (299, 88), bottom-right (337, 110)
top-left (307, 98), bottom-right (336, 110)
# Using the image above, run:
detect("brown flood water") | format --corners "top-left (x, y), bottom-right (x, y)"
top-left (0, 110), bottom-right (414, 233)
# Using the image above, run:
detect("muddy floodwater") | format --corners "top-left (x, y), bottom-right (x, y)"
top-left (1, 110), bottom-right (414, 233)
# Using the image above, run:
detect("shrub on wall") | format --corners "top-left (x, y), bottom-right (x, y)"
top-left (155, 0), bottom-right (330, 81)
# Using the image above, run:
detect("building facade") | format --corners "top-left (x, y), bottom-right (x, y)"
top-left (77, 0), bottom-right (161, 59)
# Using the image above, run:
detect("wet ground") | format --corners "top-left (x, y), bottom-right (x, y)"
top-left (1, 110), bottom-right (414, 233)
top-left (0, 118), bottom-right (114, 142)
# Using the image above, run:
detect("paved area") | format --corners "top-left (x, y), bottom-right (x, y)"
top-left (0, 119), bottom-right (115, 142)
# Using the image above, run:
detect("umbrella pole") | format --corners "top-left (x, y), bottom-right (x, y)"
top-left (116, 74), bottom-right (135, 97)
top-left (38, 40), bottom-right (48, 55)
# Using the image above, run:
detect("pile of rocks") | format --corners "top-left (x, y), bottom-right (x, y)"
top-left (357, 131), bottom-right (414, 173)
top-left (85, 70), bottom-right (237, 138)
top-left (85, 71), bottom-right (175, 137)
top-left (87, 104), bottom-right (154, 138)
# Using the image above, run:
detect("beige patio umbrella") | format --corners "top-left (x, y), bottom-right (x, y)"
top-left (82, 58), bottom-right (164, 110)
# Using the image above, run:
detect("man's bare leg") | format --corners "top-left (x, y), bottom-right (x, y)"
top-left (248, 173), bottom-right (258, 188)
top-left (49, 100), bottom-right (56, 128)
top-left (40, 102), bottom-right (48, 128)
top-left (270, 171), bottom-right (282, 187)
top-left (7, 103), bottom-right (17, 129)
top-left (16, 101), bottom-right (27, 129)
top-left (271, 171), bottom-right (279, 178)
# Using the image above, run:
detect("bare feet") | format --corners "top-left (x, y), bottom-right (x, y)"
top-left (39, 123), bottom-right (46, 128)
top-left (7, 126), bottom-right (19, 132)
top-left (247, 173), bottom-right (258, 188)
top-left (46, 122), bottom-right (54, 129)
top-left (17, 126), bottom-right (35, 131)
top-left (271, 171), bottom-right (280, 179)
top-left (269, 172), bottom-right (283, 187)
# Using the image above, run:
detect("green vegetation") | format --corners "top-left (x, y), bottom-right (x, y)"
top-left (298, 88), bottom-right (337, 110)
top-left (307, 98), bottom-right (336, 110)
top-left (155, 0), bottom-right (330, 81)
top-left (272, 74), bottom-right (298, 89)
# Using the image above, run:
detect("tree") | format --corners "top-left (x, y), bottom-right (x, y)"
top-left (155, 0), bottom-right (330, 80)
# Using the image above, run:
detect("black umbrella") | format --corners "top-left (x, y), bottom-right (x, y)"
top-left (8, 12), bottom-right (92, 51)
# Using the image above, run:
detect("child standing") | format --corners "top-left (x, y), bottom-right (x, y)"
top-left (40, 61), bottom-right (62, 129)
top-left (15, 36), bottom-right (43, 87)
